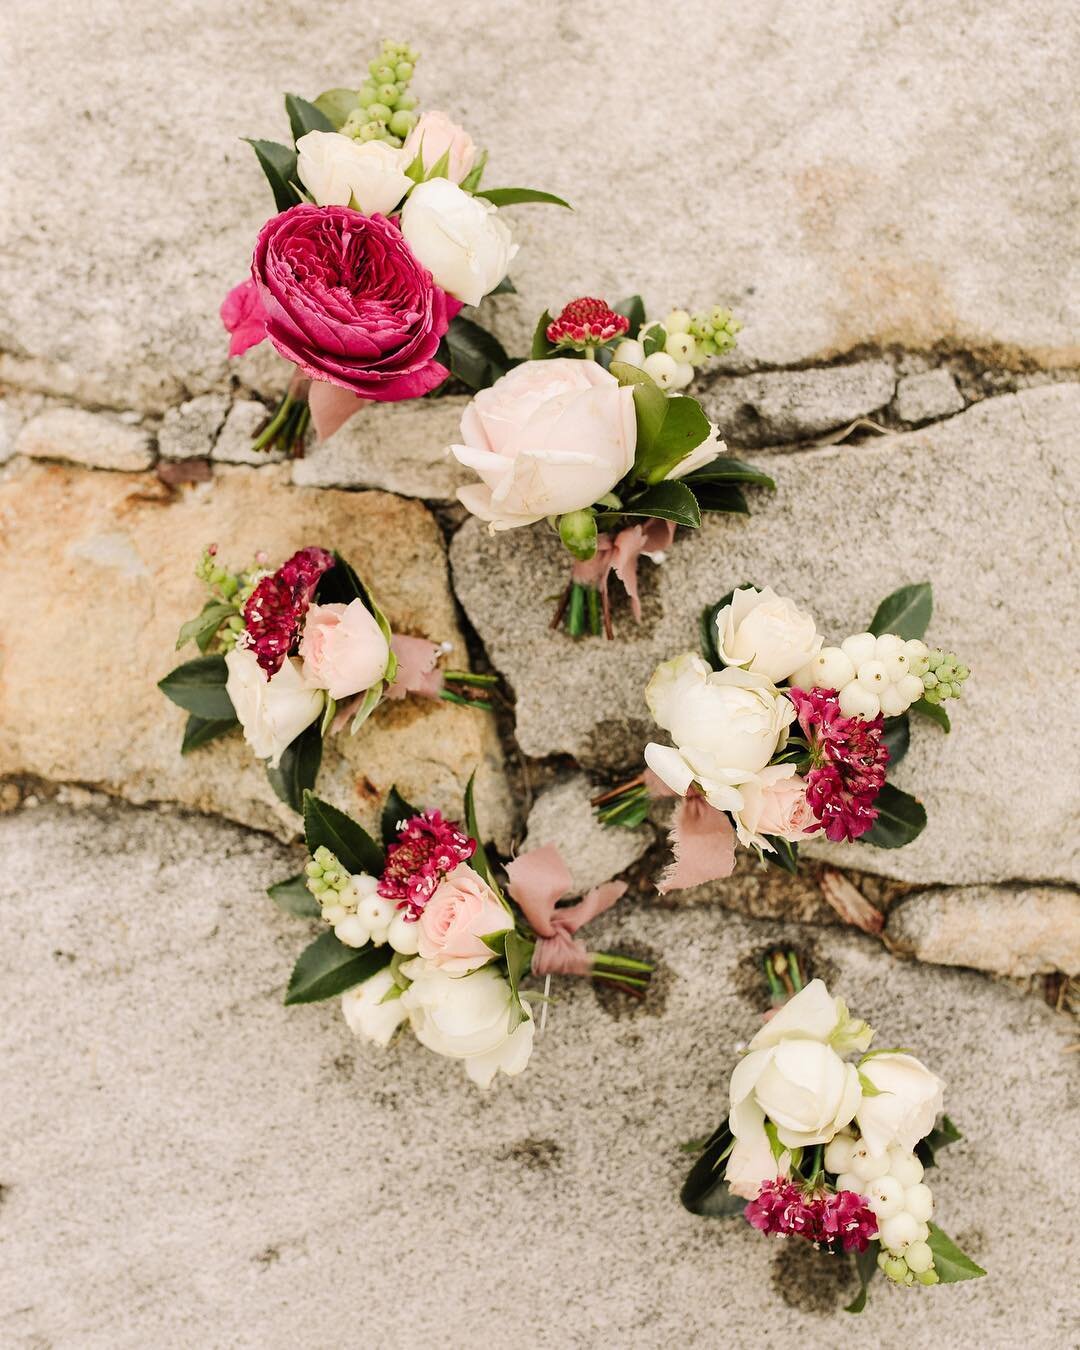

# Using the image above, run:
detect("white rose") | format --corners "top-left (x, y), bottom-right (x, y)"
top-left (451, 359), bottom-right (636, 530)
top-left (643, 654), bottom-right (795, 813)
top-left (664, 423), bottom-right (726, 479)
top-left (716, 586), bottom-right (823, 684)
top-left (341, 967), bottom-right (408, 1047)
top-left (856, 1053), bottom-right (945, 1157)
top-left (295, 131), bottom-right (412, 214)
top-left (399, 961), bottom-right (534, 1088)
top-left (400, 178), bottom-right (517, 305)
top-left (224, 647), bottom-right (324, 769)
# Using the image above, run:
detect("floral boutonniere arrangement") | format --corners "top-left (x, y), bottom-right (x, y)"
top-left (598, 582), bottom-right (969, 885)
top-left (681, 959), bottom-right (985, 1312)
top-left (158, 546), bottom-right (495, 811)
top-left (268, 778), bottom-right (651, 1087)
top-left (450, 296), bottom-right (774, 637)
top-left (222, 37), bottom-right (568, 454)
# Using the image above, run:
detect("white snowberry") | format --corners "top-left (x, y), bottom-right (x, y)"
top-left (612, 339), bottom-right (645, 368)
top-left (904, 1240), bottom-right (934, 1274)
top-left (388, 909), bottom-right (421, 955)
top-left (903, 1182), bottom-right (934, 1222)
top-left (850, 1142), bottom-right (892, 1182)
top-left (357, 893), bottom-right (395, 944)
top-left (841, 632), bottom-right (877, 665)
top-left (856, 660), bottom-right (888, 689)
top-left (879, 685), bottom-right (907, 718)
top-left (824, 1135), bottom-right (856, 1174)
top-left (642, 351), bottom-right (679, 387)
top-left (865, 1174), bottom-right (905, 1219)
top-left (874, 634), bottom-right (906, 659)
top-left (838, 682), bottom-right (881, 719)
top-left (887, 1150), bottom-right (924, 1187)
top-left (835, 1171), bottom-right (866, 1196)
top-left (334, 915), bottom-right (371, 948)
top-left (878, 1210), bottom-right (921, 1250)
top-left (882, 651), bottom-right (911, 682)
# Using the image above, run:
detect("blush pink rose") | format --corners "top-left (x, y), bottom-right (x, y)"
top-left (417, 863), bottom-right (510, 974)
top-left (299, 600), bottom-right (390, 700)
top-left (251, 204), bottom-right (455, 404)
top-left (402, 111), bottom-right (478, 184)
top-left (220, 279), bottom-right (268, 357)
top-left (734, 765), bottom-right (818, 851)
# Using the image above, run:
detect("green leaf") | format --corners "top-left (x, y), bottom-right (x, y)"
top-left (845, 1243), bottom-right (880, 1314)
top-left (857, 1070), bottom-right (884, 1096)
top-left (684, 456), bottom-right (776, 489)
top-left (869, 582), bottom-right (933, 640)
top-left (691, 482), bottom-right (750, 515)
top-left (475, 186), bottom-right (572, 209)
top-left (463, 771), bottom-right (506, 904)
top-left (459, 149), bottom-right (488, 193)
top-left (620, 480), bottom-right (701, 529)
top-left (175, 600), bottom-right (237, 653)
top-left (763, 1121), bottom-right (787, 1163)
top-left (348, 681), bottom-right (385, 735)
top-left (302, 791), bottom-right (385, 875)
top-left (444, 315), bottom-right (513, 390)
top-left (917, 1113), bottom-right (962, 1168)
top-left (762, 836), bottom-right (799, 873)
top-left (243, 139), bottom-right (301, 212)
top-left (613, 295), bottom-right (645, 338)
top-left (158, 655), bottom-right (235, 720)
top-left (502, 927), bottom-right (533, 1032)
top-left (284, 92), bottom-right (334, 144)
top-left (680, 1117), bottom-right (745, 1217)
top-left (638, 396), bottom-right (713, 483)
top-left (911, 697), bottom-right (951, 733)
top-left (313, 87), bottom-right (361, 129)
top-left (267, 874), bottom-right (321, 919)
top-left (861, 781), bottom-right (927, 849)
top-left (699, 592), bottom-right (734, 666)
top-left (926, 1224), bottom-right (986, 1283)
top-left (284, 930), bottom-right (390, 1005)
top-left (641, 322), bottom-right (666, 358)
top-left (381, 785), bottom-right (420, 847)
top-left (266, 721), bottom-right (323, 815)
top-left (424, 147), bottom-right (452, 181)
top-left (180, 713), bottom-right (238, 754)
top-left (531, 310), bottom-right (555, 359)
top-left (317, 553), bottom-right (397, 689)
top-left (489, 274), bottom-right (516, 295)
top-left (881, 714), bottom-right (911, 766)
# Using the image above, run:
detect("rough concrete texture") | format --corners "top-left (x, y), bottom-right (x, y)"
top-left (1, 802), bottom-right (1076, 1348)
top-left (700, 360), bottom-right (895, 446)
top-left (212, 398), bottom-right (286, 465)
top-left (0, 460), bottom-right (511, 845)
top-left (16, 407), bottom-right (155, 471)
top-left (158, 392), bottom-right (230, 460)
top-left (886, 885), bottom-right (1080, 976)
top-left (522, 772), bottom-right (655, 897)
top-left (452, 385), bottom-right (1080, 887)
top-left (894, 369), bottom-right (966, 424)
top-left (3, 3), bottom-right (1078, 413)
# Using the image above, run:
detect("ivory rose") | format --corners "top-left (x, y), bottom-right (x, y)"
top-left (402, 111), bottom-right (477, 184)
top-left (733, 764), bottom-right (817, 851)
top-left (417, 863), bottom-right (510, 974)
top-left (300, 600), bottom-right (391, 701)
top-left (856, 1053), bottom-right (945, 1157)
top-left (341, 967), bottom-right (408, 1047)
top-left (224, 646), bottom-right (323, 768)
top-left (450, 359), bottom-right (637, 530)
top-left (295, 131), bottom-right (411, 214)
top-left (400, 178), bottom-right (516, 305)
top-left (716, 586), bottom-right (822, 684)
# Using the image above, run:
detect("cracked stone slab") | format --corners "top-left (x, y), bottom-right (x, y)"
top-left (211, 398), bottom-right (286, 465)
top-left (452, 385), bottom-right (1080, 887)
top-left (1, 801), bottom-right (1076, 1346)
top-left (15, 407), bottom-right (154, 472)
top-left (3, 3), bottom-right (1078, 420)
top-left (157, 392), bottom-right (230, 460)
top-left (699, 361), bottom-right (895, 446)
top-left (894, 369), bottom-right (966, 424)
top-left (0, 460), bottom-right (511, 846)
top-left (522, 772), bottom-right (655, 897)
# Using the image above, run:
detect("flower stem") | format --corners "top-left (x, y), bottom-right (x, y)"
top-left (442, 670), bottom-right (499, 687)
top-left (251, 389), bottom-right (295, 453)
top-left (567, 582), bottom-right (586, 637)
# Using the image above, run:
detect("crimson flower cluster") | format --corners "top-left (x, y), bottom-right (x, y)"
top-left (378, 811), bottom-right (476, 920)
top-left (546, 296), bottom-right (629, 349)
top-left (745, 1179), bottom-right (878, 1253)
top-left (786, 686), bottom-right (890, 843)
top-left (242, 547), bottom-right (336, 678)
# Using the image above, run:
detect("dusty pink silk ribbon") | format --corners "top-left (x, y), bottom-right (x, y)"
top-left (570, 518), bottom-right (677, 622)
top-left (505, 844), bottom-right (628, 976)
top-left (640, 773), bottom-right (737, 894)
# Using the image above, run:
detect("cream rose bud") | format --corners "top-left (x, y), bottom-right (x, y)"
top-left (717, 586), bottom-right (823, 684)
top-left (856, 1052), bottom-right (945, 1157)
top-left (341, 967), bottom-right (408, 1047)
top-left (224, 647), bottom-right (324, 769)
top-left (733, 764), bottom-right (817, 851)
top-left (450, 360), bottom-right (637, 531)
top-left (746, 978), bottom-right (855, 1051)
top-left (400, 961), bottom-right (535, 1088)
top-left (295, 131), bottom-right (411, 214)
top-left (664, 424), bottom-right (726, 480)
top-left (400, 178), bottom-right (517, 306)
top-left (417, 863), bottom-right (510, 974)
top-left (402, 110), bottom-right (477, 184)
top-left (299, 600), bottom-right (390, 701)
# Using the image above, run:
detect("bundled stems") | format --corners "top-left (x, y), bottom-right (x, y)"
top-left (592, 775), bottom-right (651, 828)
top-left (763, 949), bottom-right (806, 1006)
top-left (251, 389), bottom-right (311, 456)
top-left (552, 581), bottom-right (612, 639)
top-left (440, 669), bottom-right (499, 711)
top-left (591, 951), bottom-right (653, 998)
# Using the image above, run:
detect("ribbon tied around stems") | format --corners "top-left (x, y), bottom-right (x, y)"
top-left (569, 517), bottom-right (678, 632)
top-left (638, 771), bottom-right (737, 895)
top-left (504, 844), bottom-right (628, 976)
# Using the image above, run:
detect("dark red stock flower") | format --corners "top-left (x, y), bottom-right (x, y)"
top-left (745, 1179), bottom-right (877, 1253)
top-left (242, 547), bottom-right (335, 678)
top-left (786, 687), bottom-right (889, 843)
top-left (378, 810), bottom-right (476, 920)
top-left (546, 297), bottom-right (629, 349)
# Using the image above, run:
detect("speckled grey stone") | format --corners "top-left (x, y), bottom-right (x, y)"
top-left (211, 398), bottom-right (286, 465)
top-left (700, 361), bottom-right (895, 446)
top-left (157, 392), bottom-right (230, 460)
top-left (522, 772), bottom-right (655, 896)
top-left (15, 406), bottom-right (154, 472)
top-left (894, 370), bottom-right (966, 424)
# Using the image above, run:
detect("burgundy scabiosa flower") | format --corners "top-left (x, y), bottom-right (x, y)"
top-left (242, 546), bottom-right (335, 678)
top-left (378, 811), bottom-right (476, 919)
top-left (745, 1179), bottom-right (877, 1253)
top-left (546, 297), bottom-right (629, 350)
top-left (786, 687), bottom-right (890, 843)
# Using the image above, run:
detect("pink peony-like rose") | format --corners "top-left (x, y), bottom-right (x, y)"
top-left (251, 204), bottom-right (455, 407)
top-left (220, 279), bottom-right (268, 357)
top-left (299, 600), bottom-right (390, 700)
top-left (417, 863), bottom-right (510, 974)
top-left (402, 111), bottom-right (477, 184)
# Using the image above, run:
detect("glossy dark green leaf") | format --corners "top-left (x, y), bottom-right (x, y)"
top-left (502, 927), bottom-right (533, 1032)
top-left (613, 295), bottom-right (645, 337)
top-left (316, 553), bottom-right (371, 610)
top-left (158, 655), bottom-right (235, 720)
top-left (699, 589), bottom-right (737, 665)
top-left (313, 87), bottom-right (361, 129)
top-left (266, 722), bottom-right (323, 815)
top-left (638, 397), bottom-right (713, 483)
top-left (284, 92), bottom-right (334, 145)
top-left (284, 930), bottom-right (391, 1004)
top-left (443, 315), bottom-right (513, 389)
top-left (176, 600), bottom-right (237, 653)
top-left (844, 1243), bottom-right (880, 1314)
top-left (926, 1224), bottom-right (986, 1283)
top-left (862, 781), bottom-right (927, 849)
top-left (267, 873), bottom-right (321, 918)
top-left (243, 139), bottom-right (301, 212)
top-left (302, 790), bottom-right (385, 874)
top-left (463, 771), bottom-right (500, 896)
top-left (621, 480), bottom-right (701, 528)
top-left (691, 482), bottom-right (750, 515)
top-left (459, 149), bottom-right (488, 193)
top-left (911, 697), bottom-right (951, 733)
top-left (881, 714), bottom-right (911, 766)
top-left (684, 456), bottom-right (776, 489)
top-left (762, 837), bottom-right (799, 873)
top-left (381, 785), bottom-right (421, 848)
top-left (180, 712), bottom-right (238, 754)
top-left (869, 582), bottom-right (933, 639)
top-left (916, 1113), bottom-right (962, 1168)
top-left (531, 309), bottom-right (555, 359)
top-left (489, 274), bottom-right (516, 294)
top-left (475, 186), bottom-right (572, 209)
top-left (680, 1117), bottom-right (743, 1216)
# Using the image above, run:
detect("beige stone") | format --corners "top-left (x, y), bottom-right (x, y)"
top-left (15, 407), bottom-right (154, 472)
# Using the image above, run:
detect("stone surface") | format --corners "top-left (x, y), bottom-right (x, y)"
top-left (2, 3), bottom-right (1078, 418)
top-left (452, 385), bottom-right (1080, 887)
top-left (15, 406), bottom-right (154, 472)
top-left (886, 885), bottom-right (1080, 976)
top-left (211, 397), bottom-right (285, 465)
top-left (157, 392), bottom-right (230, 459)
top-left (1, 800), bottom-right (1077, 1347)
top-left (291, 396), bottom-right (470, 501)
top-left (700, 361), bottom-right (895, 446)
top-left (894, 369), bottom-right (966, 424)
top-left (0, 460), bottom-right (511, 846)
top-left (522, 772), bottom-right (655, 897)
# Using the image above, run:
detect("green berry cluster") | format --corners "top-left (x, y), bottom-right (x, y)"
top-left (191, 547), bottom-right (270, 652)
top-left (688, 305), bottom-right (743, 359)
top-left (877, 1244), bottom-right (939, 1286)
top-left (921, 649), bottom-right (971, 704)
top-left (342, 40), bottom-right (421, 146)
top-left (195, 546), bottom-right (241, 601)
top-left (305, 847), bottom-right (356, 912)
